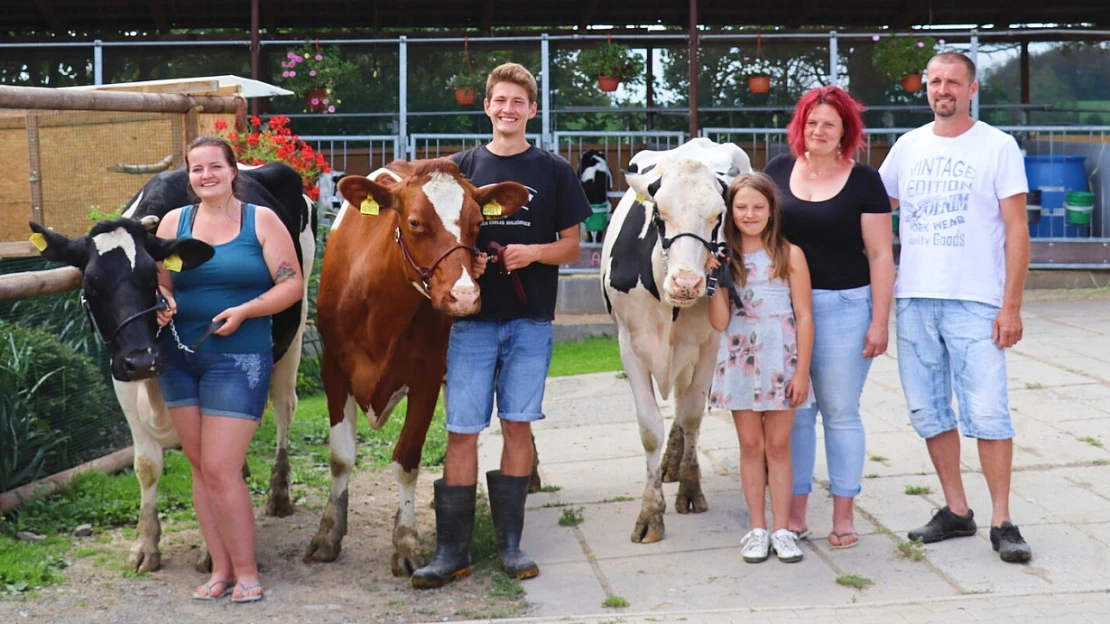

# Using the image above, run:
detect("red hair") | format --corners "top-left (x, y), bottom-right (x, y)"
top-left (786, 86), bottom-right (866, 159)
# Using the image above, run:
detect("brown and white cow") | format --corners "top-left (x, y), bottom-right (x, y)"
top-left (303, 158), bottom-right (529, 575)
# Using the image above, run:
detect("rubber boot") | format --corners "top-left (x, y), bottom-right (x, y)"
top-left (411, 480), bottom-right (475, 589)
top-left (487, 470), bottom-right (540, 579)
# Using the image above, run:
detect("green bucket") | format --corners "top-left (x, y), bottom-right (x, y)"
top-left (1065, 191), bottom-right (1094, 226)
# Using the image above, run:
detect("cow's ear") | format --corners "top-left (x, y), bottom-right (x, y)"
top-left (29, 221), bottom-right (90, 269)
top-left (474, 182), bottom-right (530, 221)
top-left (625, 158), bottom-right (668, 203)
top-left (339, 175), bottom-right (394, 216)
top-left (145, 234), bottom-right (215, 271)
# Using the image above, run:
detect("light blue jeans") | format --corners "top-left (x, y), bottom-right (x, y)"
top-left (895, 297), bottom-right (1013, 440)
top-left (791, 285), bottom-right (874, 498)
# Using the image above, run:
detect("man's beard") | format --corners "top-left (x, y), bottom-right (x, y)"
top-left (932, 101), bottom-right (957, 118)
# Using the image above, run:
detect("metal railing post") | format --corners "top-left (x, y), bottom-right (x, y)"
top-left (970, 30), bottom-right (980, 120)
top-left (94, 40), bottom-right (103, 85)
top-left (829, 31), bottom-right (838, 86)
top-left (398, 36), bottom-right (408, 160)
top-left (541, 34), bottom-right (552, 151)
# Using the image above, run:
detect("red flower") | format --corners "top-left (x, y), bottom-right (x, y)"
top-left (307, 186), bottom-right (320, 201)
top-left (213, 119), bottom-right (228, 131)
top-left (228, 132), bottom-right (240, 141)
top-left (246, 134), bottom-right (260, 146)
top-left (249, 115), bottom-right (262, 127)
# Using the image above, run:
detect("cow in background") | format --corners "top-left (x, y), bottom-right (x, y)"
top-left (303, 159), bottom-right (530, 576)
top-left (600, 138), bottom-right (751, 543)
top-left (30, 161), bottom-right (315, 572)
top-left (579, 149), bottom-right (613, 243)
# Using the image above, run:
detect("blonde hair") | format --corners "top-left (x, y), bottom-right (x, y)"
top-left (723, 172), bottom-right (791, 287)
top-left (486, 62), bottom-right (538, 104)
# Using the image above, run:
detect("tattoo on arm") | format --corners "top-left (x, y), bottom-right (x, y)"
top-left (273, 262), bottom-right (297, 284)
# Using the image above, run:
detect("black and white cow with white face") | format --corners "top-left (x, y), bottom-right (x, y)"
top-left (600, 138), bottom-right (751, 544)
top-left (29, 161), bottom-right (315, 573)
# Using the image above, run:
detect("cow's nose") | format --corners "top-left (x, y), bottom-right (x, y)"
top-left (451, 286), bottom-right (479, 310)
top-left (120, 350), bottom-right (162, 380)
top-left (672, 273), bottom-right (704, 293)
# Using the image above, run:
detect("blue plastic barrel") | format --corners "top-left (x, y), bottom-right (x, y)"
top-left (1024, 155), bottom-right (1088, 238)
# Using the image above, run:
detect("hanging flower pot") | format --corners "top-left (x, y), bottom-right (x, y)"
top-left (747, 75), bottom-right (771, 94)
top-left (597, 76), bottom-right (621, 92)
top-left (303, 88), bottom-right (328, 111)
top-left (900, 73), bottom-right (923, 92)
top-left (454, 87), bottom-right (477, 106)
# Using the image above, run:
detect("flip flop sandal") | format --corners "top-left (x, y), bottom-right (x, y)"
top-left (192, 578), bottom-right (234, 600)
top-left (231, 582), bottom-right (264, 603)
top-left (791, 528), bottom-right (812, 541)
top-left (828, 531), bottom-right (860, 549)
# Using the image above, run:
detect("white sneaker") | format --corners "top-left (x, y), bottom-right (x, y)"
top-left (740, 528), bottom-right (770, 563)
top-left (771, 528), bottom-right (804, 562)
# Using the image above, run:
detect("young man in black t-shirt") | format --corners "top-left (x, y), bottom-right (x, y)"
top-left (412, 63), bottom-right (592, 589)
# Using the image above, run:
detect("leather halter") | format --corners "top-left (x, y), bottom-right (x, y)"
top-left (395, 226), bottom-right (480, 292)
top-left (651, 205), bottom-right (726, 257)
top-left (487, 241), bottom-right (528, 304)
top-left (83, 290), bottom-right (168, 347)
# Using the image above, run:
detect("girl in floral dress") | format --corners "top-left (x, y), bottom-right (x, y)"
top-left (707, 173), bottom-right (814, 564)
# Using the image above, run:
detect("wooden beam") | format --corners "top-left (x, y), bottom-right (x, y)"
top-left (145, 0), bottom-right (170, 31)
top-left (0, 85), bottom-right (241, 114)
top-left (893, 0), bottom-right (923, 29)
top-left (87, 80), bottom-right (222, 95)
top-left (0, 266), bottom-right (82, 301)
top-left (34, 0), bottom-right (66, 33)
top-left (578, 0), bottom-right (601, 30)
top-left (0, 241), bottom-right (39, 259)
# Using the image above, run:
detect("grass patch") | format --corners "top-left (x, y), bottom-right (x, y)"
top-left (558, 507), bottom-right (585, 527)
top-left (904, 485), bottom-right (932, 495)
top-left (898, 538), bottom-right (926, 561)
top-left (1092, 459), bottom-right (1109, 466)
top-left (1024, 381), bottom-right (1044, 389)
top-left (538, 484), bottom-right (562, 493)
top-left (549, 337), bottom-right (622, 377)
top-left (1080, 436), bottom-right (1103, 448)
top-left (602, 495), bottom-right (634, 503)
top-left (868, 454), bottom-right (888, 462)
top-left (602, 595), bottom-right (629, 608)
top-left (836, 574), bottom-right (873, 590)
top-left (0, 536), bottom-right (71, 594)
top-left (864, 473), bottom-right (879, 479)
top-left (489, 571), bottom-right (524, 598)
top-left (71, 547), bottom-right (104, 558)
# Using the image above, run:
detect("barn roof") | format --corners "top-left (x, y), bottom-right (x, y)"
top-left (3, 0), bottom-right (1107, 35)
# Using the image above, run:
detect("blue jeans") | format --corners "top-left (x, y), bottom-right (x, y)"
top-left (445, 318), bottom-right (554, 434)
top-left (791, 286), bottom-right (874, 498)
top-left (159, 346), bottom-right (273, 421)
top-left (896, 297), bottom-right (1013, 440)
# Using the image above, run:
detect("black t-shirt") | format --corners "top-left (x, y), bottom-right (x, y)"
top-left (764, 154), bottom-right (891, 291)
top-left (450, 145), bottom-right (592, 321)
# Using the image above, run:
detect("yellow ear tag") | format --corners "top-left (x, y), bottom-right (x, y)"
top-left (163, 254), bottom-right (183, 273)
top-left (29, 232), bottom-right (48, 252)
top-left (635, 193), bottom-right (649, 203)
top-left (482, 200), bottom-right (503, 217)
top-left (360, 198), bottom-right (380, 216)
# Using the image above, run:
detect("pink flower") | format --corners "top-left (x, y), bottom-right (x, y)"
top-left (315, 54), bottom-right (323, 61)
top-left (287, 52), bottom-right (295, 59)
top-left (289, 71), bottom-right (296, 77)
top-left (321, 98), bottom-right (329, 104)
top-left (327, 105), bottom-right (336, 113)
top-left (311, 98), bottom-right (320, 105)
top-left (872, 35), bottom-right (881, 42)
top-left (938, 38), bottom-right (946, 45)
top-left (282, 71), bottom-right (290, 78)
top-left (916, 41), bottom-right (925, 48)
top-left (309, 70), bottom-right (317, 77)
top-left (294, 55), bottom-right (303, 62)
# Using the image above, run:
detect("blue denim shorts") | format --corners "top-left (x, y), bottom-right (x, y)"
top-left (445, 318), bottom-right (554, 434)
top-left (159, 346), bottom-right (274, 421)
top-left (895, 297), bottom-right (1013, 440)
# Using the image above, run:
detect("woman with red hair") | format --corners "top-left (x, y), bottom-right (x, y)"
top-left (763, 85), bottom-right (894, 550)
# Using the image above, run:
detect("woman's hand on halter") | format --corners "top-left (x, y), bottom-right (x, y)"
top-left (704, 252), bottom-right (722, 272)
top-left (156, 286), bottom-right (176, 328)
top-left (471, 252), bottom-right (489, 279)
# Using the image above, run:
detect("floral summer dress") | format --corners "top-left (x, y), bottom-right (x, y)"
top-left (709, 249), bottom-right (813, 411)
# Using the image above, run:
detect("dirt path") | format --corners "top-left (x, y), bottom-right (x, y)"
top-left (1, 468), bottom-right (528, 624)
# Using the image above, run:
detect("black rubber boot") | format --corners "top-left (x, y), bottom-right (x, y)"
top-left (487, 470), bottom-right (540, 580)
top-left (411, 480), bottom-right (476, 589)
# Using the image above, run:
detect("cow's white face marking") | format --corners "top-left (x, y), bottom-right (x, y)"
top-left (331, 201), bottom-right (350, 231)
top-left (92, 227), bottom-right (137, 269)
top-left (122, 190), bottom-right (143, 218)
top-left (451, 268), bottom-right (474, 292)
top-left (422, 172), bottom-right (464, 241)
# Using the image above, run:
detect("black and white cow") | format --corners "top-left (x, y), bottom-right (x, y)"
top-left (29, 161), bottom-right (315, 572)
top-left (600, 138), bottom-right (751, 543)
top-left (579, 149), bottom-right (613, 243)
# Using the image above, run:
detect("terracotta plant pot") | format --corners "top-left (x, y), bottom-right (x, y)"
top-left (597, 76), bottom-right (621, 92)
top-left (453, 87), bottom-right (476, 106)
top-left (900, 73), bottom-right (923, 92)
top-left (747, 75), bottom-right (771, 94)
top-left (303, 88), bottom-right (328, 111)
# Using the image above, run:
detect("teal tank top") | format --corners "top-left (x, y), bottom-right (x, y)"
top-left (170, 203), bottom-right (273, 353)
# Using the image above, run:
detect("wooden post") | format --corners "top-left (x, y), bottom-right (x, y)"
top-left (26, 112), bottom-right (43, 225)
top-left (0, 85), bottom-right (241, 114)
top-left (182, 107), bottom-right (199, 153)
top-left (0, 267), bottom-right (82, 301)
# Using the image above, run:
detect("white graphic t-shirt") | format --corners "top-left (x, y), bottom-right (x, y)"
top-left (879, 121), bottom-right (1028, 307)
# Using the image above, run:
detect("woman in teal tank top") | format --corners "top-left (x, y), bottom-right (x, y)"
top-left (154, 137), bottom-right (304, 603)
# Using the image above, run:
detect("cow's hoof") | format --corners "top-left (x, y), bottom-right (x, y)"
top-left (265, 491), bottom-right (294, 517)
top-left (675, 483), bottom-right (709, 514)
top-left (127, 546), bottom-right (161, 573)
top-left (195, 548), bottom-right (212, 574)
top-left (303, 536), bottom-right (343, 563)
top-left (660, 426), bottom-right (685, 483)
top-left (391, 552), bottom-right (421, 577)
top-left (527, 471), bottom-right (543, 494)
top-left (631, 511), bottom-right (665, 544)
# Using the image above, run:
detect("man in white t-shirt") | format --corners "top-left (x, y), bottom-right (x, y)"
top-left (878, 52), bottom-right (1032, 563)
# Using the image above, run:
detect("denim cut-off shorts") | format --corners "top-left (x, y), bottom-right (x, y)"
top-left (445, 318), bottom-right (554, 434)
top-left (159, 345), bottom-right (274, 421)
top-left (895, 297), bottom-right (1013, 440)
